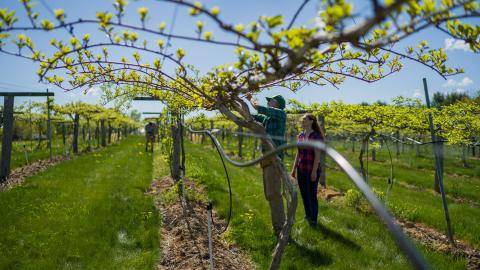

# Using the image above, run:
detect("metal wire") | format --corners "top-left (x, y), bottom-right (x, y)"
top-left (185, 124), bottom-right (430, 270)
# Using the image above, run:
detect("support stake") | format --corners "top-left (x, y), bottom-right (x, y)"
top-left (207, 201), bottom-right (214, 270)
top-left (423, 77), bottom-right (454, 245)
top-left (0, 96), bottom-right (15, 181)
top-left (46, 89), bottom-right (52, 162)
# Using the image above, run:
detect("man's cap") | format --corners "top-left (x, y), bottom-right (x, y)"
top-left (266, 95), bottom-right (286, 109)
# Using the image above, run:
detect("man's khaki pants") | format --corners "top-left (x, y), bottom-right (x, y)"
top-left (262, 160), bottom-right (285, 236)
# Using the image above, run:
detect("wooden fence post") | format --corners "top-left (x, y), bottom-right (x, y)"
top-left (0, 96), bottom-right (15, 181)
top-left (201, 123), bottom-right (206, 144)
top-left (319, 115), bottom-right (326, 187)
top-left (101, 119), bottom-right (107, 147)
top-left (395, 130), bottom-right (400, 157)
top-left (237, 126), bottom-right (243, 158)
top-left (62, 122), bottom-right (66, 145)
top-left (210, 120), bottom-right (215, 148)
top-left (46, 91), bottom-right (52, 162)
top-left (72, 114), bottom-right (79, 154)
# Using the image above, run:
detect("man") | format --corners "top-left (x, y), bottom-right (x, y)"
top-left (246, 93), bottom-right (287, 238)
top-left (145, 122), bottom-right (156, 152)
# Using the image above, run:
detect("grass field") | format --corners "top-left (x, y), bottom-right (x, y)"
top-left (176, 140), bottom-right (473, 269)
top-left (0, 136), bottom-right (159, 270)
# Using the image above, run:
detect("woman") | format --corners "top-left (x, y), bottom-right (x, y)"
top-left (291, 113), bottom-right (325, 227)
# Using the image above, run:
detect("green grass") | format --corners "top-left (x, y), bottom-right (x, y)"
top-left (0, 136), bottom-right (159, 270)
top-left (5, 133), bottom-right (121, 170)
top-left (170, 141), bottom-right (468, 269)
top-left (207, 135), bottom-right (480, 246)
top-left (326, 140), bottom-right (480, 203)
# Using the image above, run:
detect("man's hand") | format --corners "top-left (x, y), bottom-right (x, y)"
top-left (245, 93), bottom-right (252, 101)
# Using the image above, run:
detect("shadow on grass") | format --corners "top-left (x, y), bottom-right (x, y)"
top-left (288, 238), bottom-right (333, 267)
top-left (313, 222), bottom-right (361, 251)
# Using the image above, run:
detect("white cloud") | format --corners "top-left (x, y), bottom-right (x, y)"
top-left (460, 77), bottom-right (473, 87)
top-left (412, 89), bottom-right (422, 98)
top-left (444, 38), bottom-right (472, 52)
top-left (442, 77), bottom-right (473, 88)
top-left (443, 79), bottom-right (456, 87)
top-left (455, 88), bottom-right (465, 93)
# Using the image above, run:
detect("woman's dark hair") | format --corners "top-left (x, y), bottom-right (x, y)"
top-left (304, 113), bottom-right (325, 140)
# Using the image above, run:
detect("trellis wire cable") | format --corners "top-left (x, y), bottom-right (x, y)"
top-left (184, 124), bottom-right (430, 270)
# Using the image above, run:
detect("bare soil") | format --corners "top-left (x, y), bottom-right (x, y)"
top-left (148, 176), bottom-right (255, 270)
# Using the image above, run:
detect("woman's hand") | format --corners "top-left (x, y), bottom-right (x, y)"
top-left (310, 170), bottom-right (317, 182)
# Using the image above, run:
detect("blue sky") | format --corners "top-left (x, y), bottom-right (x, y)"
top-left (0, 0), bottom-right (478, 118)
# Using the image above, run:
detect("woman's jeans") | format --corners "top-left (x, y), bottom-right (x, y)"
top-left (297, 169), bottom-right (320, 223)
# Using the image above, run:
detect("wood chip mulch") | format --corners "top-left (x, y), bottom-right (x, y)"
top-left (148, 176), bottom-right (255, 270)
top-left (317, 187), bottom-right (343, 201)
top-left (0, 155), bottom-right (71, 191)
top-left (397, 220), bottom-right (480, 270)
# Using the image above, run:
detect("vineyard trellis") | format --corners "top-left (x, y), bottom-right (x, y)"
top-left (0, 91), bottom-right (53, 180)
top-left (183, 122), bottom-right (430, 269)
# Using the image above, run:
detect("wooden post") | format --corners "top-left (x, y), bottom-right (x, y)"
top-left (96, 122), bottom-right (100, 147)
top-left (108, 122), bottom-right (112, 144)
top-left (87, 118), bottom-right (91, 151)
top-left (0, 96), bottom-right (15, 181)
top-left (171, 113), bottom-right (181, 181)
top-left (82, 125), bottom-right (86, 142)
top-left (101, 119), bottom-right (107, 147)
top-left (62, 122), bottom-right (66, 145)
top-left (72, 114), bottom-right (79, 153)
top-left (237, 126), bottom-right (243, 158)
top-left (46, 90), bottom-right (52, 162)
top-left (201, 123), bottom-right (206, 144)
top-left (395, 130), bottom-right (400, 157)
top-left (210, 120), bottom-right (215, 148)
top-left (319, 115), bottom-right (326, 187)
top-left (225, 129), bottom-right (230, 152)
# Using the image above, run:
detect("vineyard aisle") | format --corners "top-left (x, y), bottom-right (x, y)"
top-left (183, 141), bottom-right (468, 269)
top-left (0, 136), bottom-right (160, 270)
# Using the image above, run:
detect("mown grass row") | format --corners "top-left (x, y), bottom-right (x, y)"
top-left (0, 136), bottom-right (159, 270)
top-left (179, 141), bottom-right (468, 269)
top-left (198, 134), bottom-right (480, 245)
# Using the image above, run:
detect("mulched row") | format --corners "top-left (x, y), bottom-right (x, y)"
top-left (0, 155), bottom-right (71, 191)
top-left (148, 176), bottom-right (254, 270)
